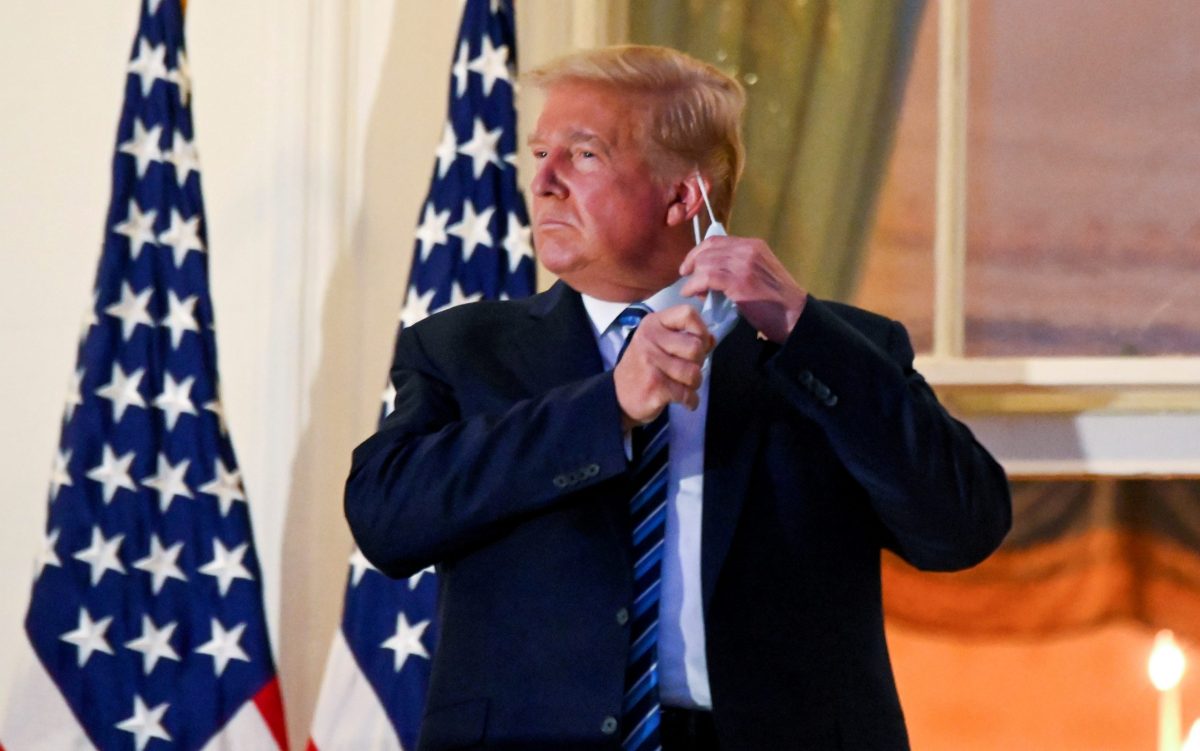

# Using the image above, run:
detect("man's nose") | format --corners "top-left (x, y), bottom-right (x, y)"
top-left (530, 154), bottom-right (567, 198)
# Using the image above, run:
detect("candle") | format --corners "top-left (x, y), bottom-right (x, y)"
top-left (1182, 720), bottom-right (1200, 751)
top-left (1149, 630), bottom-right (1186, 751)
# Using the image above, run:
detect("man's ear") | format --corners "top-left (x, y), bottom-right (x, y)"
top-left (664, 173), bottom-right (707, 228)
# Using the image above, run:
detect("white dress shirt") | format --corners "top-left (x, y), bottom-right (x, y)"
top-left (579, 279), bottom-right (713, 710)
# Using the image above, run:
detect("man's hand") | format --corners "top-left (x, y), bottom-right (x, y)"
top-left (679, 236), bottom-right (808, 344)
top-left (613, 305), bottom-right (715, 430)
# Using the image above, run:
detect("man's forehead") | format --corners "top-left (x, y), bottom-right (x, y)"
top-left (529, 82), bottom-right (646, 146)
top-left (527, 128), bottom-right (604, 146)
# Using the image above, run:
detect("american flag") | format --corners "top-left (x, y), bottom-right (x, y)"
top-left (307, 1), bottom-right (534, 749)
top-left (4, 1), bottom-right (288, 749)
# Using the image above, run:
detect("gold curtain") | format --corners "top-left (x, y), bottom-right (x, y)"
top-left (883, 479), bottom-right (1200, 645)
top-left (629, 0), bottom-right (926, 300)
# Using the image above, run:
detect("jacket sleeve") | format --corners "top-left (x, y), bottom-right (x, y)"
top-left (764, 297), bottom-right (1012, 571)
top-left (344, 322), bottom-right (630, 579)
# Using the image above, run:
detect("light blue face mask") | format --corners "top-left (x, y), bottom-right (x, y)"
top-left (689, 172), bottom-right (739, 346)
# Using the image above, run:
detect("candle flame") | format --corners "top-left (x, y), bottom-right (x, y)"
top-left (1149, 630), bottom-right (1186, 692)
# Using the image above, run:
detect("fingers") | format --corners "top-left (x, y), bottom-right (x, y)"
top-left (680, 266), bottom-right (732, 300)
top-left (679, 236), bottom-right (720, 276)
top-left (676, 234), bottom-right (809, 344)
top-left (612, 306), bottom-right (713, 424)
top-left (655, 304), bottom-right (713, 344)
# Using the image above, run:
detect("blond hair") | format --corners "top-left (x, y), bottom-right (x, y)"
top-left (526, 45), bottom-right (746, 223)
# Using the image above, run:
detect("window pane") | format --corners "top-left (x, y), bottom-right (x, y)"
top-left (965, 0), bottom-right (1200, 356)
top-left (852, 1), bottom-right (938, 353)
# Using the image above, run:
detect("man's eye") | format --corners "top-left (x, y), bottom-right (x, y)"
top-left (532, 150), bottom-right (547, 159)
top-left (580, 150), bottom-right (595, 159)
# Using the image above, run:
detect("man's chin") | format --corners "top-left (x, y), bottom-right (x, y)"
top-left (535, 246), bottom-right (581, 279)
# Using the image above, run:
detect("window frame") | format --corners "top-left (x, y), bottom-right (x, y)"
top-left (539, 0), bottom-right (1200, 477)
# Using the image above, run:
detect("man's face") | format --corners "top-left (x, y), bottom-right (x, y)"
top-left (528, 82), bottom-right (684, 301)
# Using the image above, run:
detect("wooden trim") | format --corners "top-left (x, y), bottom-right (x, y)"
top-left (940, 387), bottom-right (1200, 415)
top-left (916, 356), bottom-right (1200, 388)
top-left (933, 0), bottom-right (968, 358)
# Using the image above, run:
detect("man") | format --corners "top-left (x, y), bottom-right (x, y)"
top-left (346, 45), bottom-right (1010, 750)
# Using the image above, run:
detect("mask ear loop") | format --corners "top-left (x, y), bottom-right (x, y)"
top-left (692, 171), bottom-right (716, 245)
top-left (696, 170), bottom-right (718, 225)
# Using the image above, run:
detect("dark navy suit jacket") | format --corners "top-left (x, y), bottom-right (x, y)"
top-left (345, 281), bottom-right (1011, 750)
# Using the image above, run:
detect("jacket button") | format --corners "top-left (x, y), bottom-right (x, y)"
top-left (586, 463), bottom-right (600, 477)
top-left (814, 382), bottom-right (831, 400)
top-left (601, 716), bottom-right (619, 734)
top-left (798, 370), bottom-right (814, 386)
top-left (824, 394), bottom-right (838, 407)
top-left (615, 607), bottom-right (629, 625)
top-left (553, 475), bottom-right (568, 488)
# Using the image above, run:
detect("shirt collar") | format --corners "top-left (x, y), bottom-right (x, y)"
top-left (579, 276), bottom-right (701, 336)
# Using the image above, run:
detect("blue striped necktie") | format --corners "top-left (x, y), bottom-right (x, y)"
top-left (615, 305), bottom-right (667, 751)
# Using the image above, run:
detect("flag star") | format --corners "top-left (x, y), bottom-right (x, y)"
top-left (154, 373), bottom-right (197, 430)
top-left (162, 131), bottom-right (200, 189)
top-left (199, 458), bottom-right (246, 516)
top-left (73, 527), bottom-right (127, 585)
top-left (489, 0), bottom-right (503, 14)
top-left (451, 41), bottom-right (470, 98)
top-left (502, 213), bottom-right (533, 272)
top-left (79, 292), bottom-right (99, 343)
top-left (380, 380), bottom-right (397, 418)
top-left (133, 535), bottom-right (187, 594)
top-left (112, 199), bottom-right (158, 259)
top-left (34, 528), bottom-right (61, 580)
top-left (60, 607), bottom-right (115, 667)
top-left (85, 444), bottom-right (137, 504)
top-left (348, 547), bottom-right (377, 587)
top-left (118, 118), bottom-right (163, 178)
top-left (161, 290), bottom-right (200, 349)
top-left (414, 202), bottom-right (451, 261)
top-left (435, 121), bottom-right (459, 179)
top-left (49, 448), bottom-right (73, 502)
top-left (456, 118), bottom-right (503, 179)
top-left (105, 282), bottom-right (155, 341)
top-left (204, 399), bottom-right (228, 434)
top-left (158, 209), bottom-right (204, 268)
top-left (381, 612), bottom-right (430, 672)
top-left (168, 49), bottom-right (191, 106)
top-left (195, 619), bottom-right (250, 677)
top-left (141, 453), bottom-right (192, 512)
top-left (503, 151), bottom-right (518, 169)
top-left (115, 696), bottom-right (172, 751)
top-left (127, 38), bottom-right (168, 97)
top-left (408, 564), bottom-right (435, 590)
top-left (467, 35), bottom-right (511, 96)
top-left (447, 200), bottom-right (495, 262)
top-left (199, 539), bottom-right (253, 596)
top-left (125, 616), bottom-right (180, 674)
top-left (64, 367), bottom-right (84, 422)
top-left (95, 363), bottom-right (147, 422)
top-left (399, 285), bottom-right (437, 329)
top-left (444, 281), bottom-right (484, 311)
top-left (146, 0), bottom-right (165, 16)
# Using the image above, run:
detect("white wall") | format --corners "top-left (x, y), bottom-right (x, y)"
top-left (0, 1), bottom-right (601, 747)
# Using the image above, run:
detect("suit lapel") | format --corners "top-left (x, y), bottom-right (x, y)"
top-left (502, 281), bottom-right (632, 569)
top-left (503, 284), bottom-right (768, 608)
top-left (502, 281), bottom-right (605, 393)
top-left (701, 318), bottom-right (768, 614)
